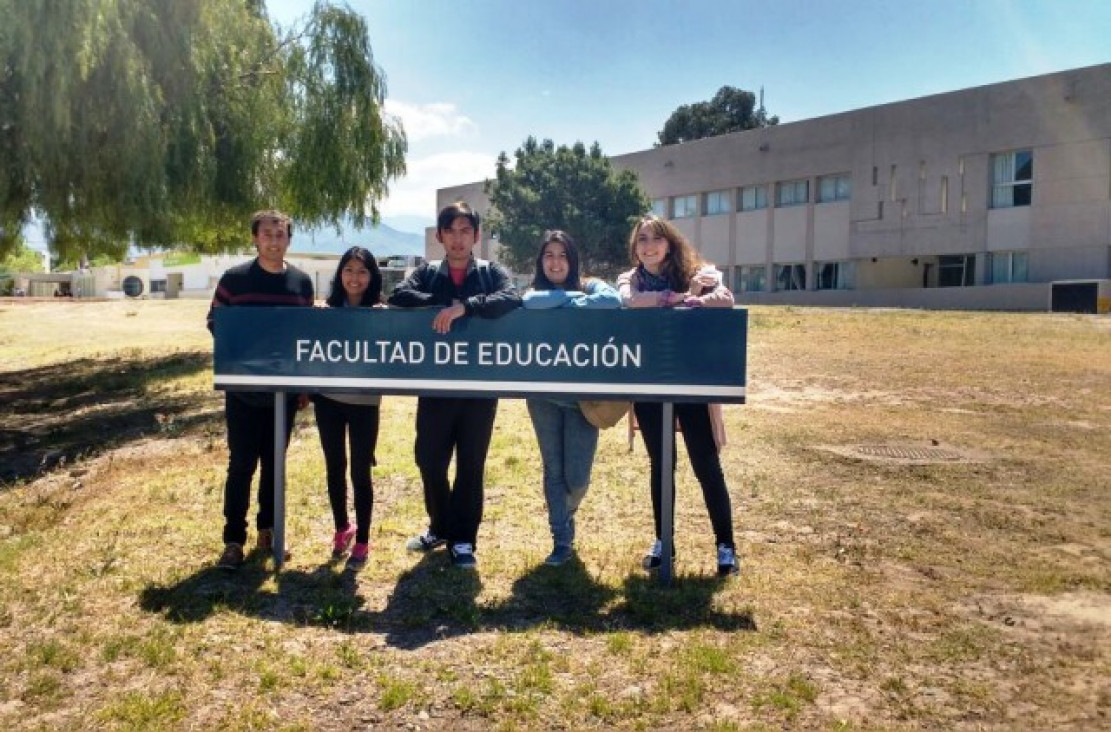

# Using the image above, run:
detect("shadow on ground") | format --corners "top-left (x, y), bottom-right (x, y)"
top-left (0, 351), bottom-right (219, 485)
top-left (139, 549), bottom-right (756, 644)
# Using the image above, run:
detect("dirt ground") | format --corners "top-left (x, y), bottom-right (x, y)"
top-left (0, 301), bottom-right (1108, 729)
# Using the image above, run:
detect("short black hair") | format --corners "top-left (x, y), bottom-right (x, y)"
top-left (250, 209), bottom-right (293, 237)
top-left (436, 201), bottom-right (480, 233)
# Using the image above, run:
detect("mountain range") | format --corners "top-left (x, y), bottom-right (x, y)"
top-left (292, 217), bottom-right (427, 258)
top-left (22, 216), bottom-right (431, 259)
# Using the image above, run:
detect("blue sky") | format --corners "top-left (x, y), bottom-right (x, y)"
top-left (23, 0), bottom-right (1111, 246)
top-left (267, 0), bottom-right (1107, 226)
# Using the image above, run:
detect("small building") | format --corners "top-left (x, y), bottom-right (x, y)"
top-left (39, 252), bottom-right (423, 302)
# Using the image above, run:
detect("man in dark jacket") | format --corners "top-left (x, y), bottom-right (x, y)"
top-left (207, 210), bottom-right (314, 570)
top-left (387, 201), bottom-right (521, 568)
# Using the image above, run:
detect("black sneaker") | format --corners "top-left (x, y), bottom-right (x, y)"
top-left (716, 544), bottom-right (740, 577)
top-left (449, 542), bottom-right (477, 569)
top-left (405, 529), bottom-right (445, 552)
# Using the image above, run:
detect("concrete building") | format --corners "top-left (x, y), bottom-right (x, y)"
top-left (436, 63), bottom-right (1111, 312)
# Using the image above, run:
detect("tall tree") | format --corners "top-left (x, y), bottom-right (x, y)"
top-left (483, 138), bottom-right (650, 279)
top-left (0, 0), bottom-right (406, 261)
top-left (657, 85), bottom-right (778, 146)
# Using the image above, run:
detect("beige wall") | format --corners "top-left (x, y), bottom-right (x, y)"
top-left (438, 64), bottom-right (1111, 309)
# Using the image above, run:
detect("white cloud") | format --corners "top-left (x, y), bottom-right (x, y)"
top-left (380, 151), bottom-right (497, 218)
top-left (385, 100), bottom-right (478, 142)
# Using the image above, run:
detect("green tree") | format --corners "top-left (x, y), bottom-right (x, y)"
top-left (484, 138), bottom-right (650, 279)
top-left (657, 85), bottom-right (778, 146)
top-left (0, 0), bottom-right (405, 261)
top-left (0, 242), bottom-right (45, 294)
top-left (0, 242), bottom-right (46, 273)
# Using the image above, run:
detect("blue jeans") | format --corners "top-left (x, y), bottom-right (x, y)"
top-left (526, 399), bottom-right (600, 547)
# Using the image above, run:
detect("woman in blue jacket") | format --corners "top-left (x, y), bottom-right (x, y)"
top-left (523, 230), bottom-right (621, 566)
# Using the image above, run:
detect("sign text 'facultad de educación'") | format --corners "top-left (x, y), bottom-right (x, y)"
top-left (213, 307), bottom-right (747, 403)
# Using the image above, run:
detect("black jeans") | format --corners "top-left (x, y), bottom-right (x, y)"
top-left (312, 395), bottom-right (379, 544)
top-left (222, 393), bottom-right (297, 545)
top-left (414, 396), bottom-right (498, 547)
top-left (633, 401), bottom-right (735, 549)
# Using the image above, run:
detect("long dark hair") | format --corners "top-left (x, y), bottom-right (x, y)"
top-left (326, 246), bottom-right (383, 307)
top-left (530, 230), bottom-right (582, 291)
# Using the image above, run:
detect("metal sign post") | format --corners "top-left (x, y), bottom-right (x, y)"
top-left (273, 393), bottom-right (287, 568)
top-left (659, 401), bottom-right (675, 585)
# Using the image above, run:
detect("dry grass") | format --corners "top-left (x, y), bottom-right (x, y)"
top-left (0, 299), bottom-right (1108, 729)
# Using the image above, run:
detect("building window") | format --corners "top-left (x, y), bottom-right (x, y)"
top-left (775, 179), bottom-right (809, 207)
top-left (734, 266), bottom-right (766, 293)
top-left (816, 261), bottom-right (854, 290)
top-left (704, 190), bottom-right (732, 216)
top-left (740, 185), bottom-right (767, 211)
top-left (938, 254), bottom-right (975, 287)
top-left (988, 251), bottom-right (1028, 284)
top-left (673, 194), bottom-right (698, 218)
top-left (990, 150), bottom-right (1033, 208)
top-left (817, 174), bottom-right (851, 203)
top-left (775, 263), bottom-right (807, 291)
top-left (150, 279), bottom-right (167, 293)
top-left (651, 198), bottom-right (667, 217)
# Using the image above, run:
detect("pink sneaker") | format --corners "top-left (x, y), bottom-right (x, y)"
top-left (332, 526), bottom-right (356, 558)
top-left (347, 542), bottom-right (369, 568)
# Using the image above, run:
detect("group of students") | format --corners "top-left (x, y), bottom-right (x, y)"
top-left (206, 202), bottom-right (740, 579)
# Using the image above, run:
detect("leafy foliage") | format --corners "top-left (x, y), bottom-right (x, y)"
top-left (0, 0), bottom-right (406, 260)
top-left (484, 138), bottom-right (649, 279)
top-left (1, 242), bottom-right (46, 274)
top-left (657, 86), bottom-right (778, 146)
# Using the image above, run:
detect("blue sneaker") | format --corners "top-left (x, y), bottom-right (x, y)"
top-left (717, 543), bottom-right (740, 577)
top-left (449, 542), bottom-right (477, 569)
top-left (544, 545), bottom-right (574, 566)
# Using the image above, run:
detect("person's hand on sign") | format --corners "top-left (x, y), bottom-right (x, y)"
top-left (433, 301), bottom-right (466, 334)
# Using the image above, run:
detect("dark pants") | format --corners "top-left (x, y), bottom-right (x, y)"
top-left (633, 401), bottom-right (735, 549)
top-left (414, 396), bottom-right (498, 547)
top-left (312, 395), bottom-right (380, 544)
top-left (222, 393), bottom-right (297, 545)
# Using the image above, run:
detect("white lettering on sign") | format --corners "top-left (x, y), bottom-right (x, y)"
top-left (296, 338), bottom-right (641, 369)
top-left (476, 338), bottom-right (640, 369)
top-left (295, 339), bottom-right (427, 364)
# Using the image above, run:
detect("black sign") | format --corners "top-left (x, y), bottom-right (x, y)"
top-left (213, 307), bottom-right (747, 403)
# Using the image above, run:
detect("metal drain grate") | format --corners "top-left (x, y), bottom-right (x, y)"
top-left (850, 445), bottom-right (967, 461)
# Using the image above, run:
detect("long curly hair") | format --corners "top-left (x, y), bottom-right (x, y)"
top-left (627, 214), bottom-right (700, 291)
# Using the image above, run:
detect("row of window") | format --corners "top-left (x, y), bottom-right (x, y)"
top-left (734, 261), bottom-right (854, 293)
top-left (733, 251), bottom-right (1028, 293)
top-left (653, 149), bottom-right (1033, 220)
top-left (653, 174), bottom-right (852, 219)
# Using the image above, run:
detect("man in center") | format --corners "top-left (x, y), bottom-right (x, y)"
top-left (387, 201), bottom-right (521, 568)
